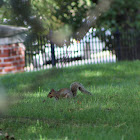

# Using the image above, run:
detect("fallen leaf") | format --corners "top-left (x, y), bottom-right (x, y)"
top-left (77, 101), bottom-right (81, 104)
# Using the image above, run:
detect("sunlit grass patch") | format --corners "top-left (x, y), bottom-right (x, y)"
top-left (0, 61), bottom-right (140, 140)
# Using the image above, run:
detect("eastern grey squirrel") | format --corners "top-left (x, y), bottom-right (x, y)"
top-left (47, 82), bottom-right (92, 100)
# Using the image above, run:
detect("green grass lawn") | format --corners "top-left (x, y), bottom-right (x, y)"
top-left (0, 61), bottom-right (140, 140)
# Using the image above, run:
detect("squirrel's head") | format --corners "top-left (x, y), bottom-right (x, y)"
top-left (47, 89), bottom-right (56, 98)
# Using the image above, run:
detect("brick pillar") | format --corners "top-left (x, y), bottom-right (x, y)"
top-left (0, 43), bottom-right (25, 75)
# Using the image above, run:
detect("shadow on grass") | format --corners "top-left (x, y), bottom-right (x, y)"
top-left (0, 61), bottom-right (140, 94)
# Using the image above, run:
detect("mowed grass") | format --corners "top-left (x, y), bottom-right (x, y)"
top-left (0, 61), bottom-right (140, 140)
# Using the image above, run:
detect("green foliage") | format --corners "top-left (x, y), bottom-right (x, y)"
top-left (31, 0), bottom-right (97, 35)
top-left (94, 0), bottom-right (140, 61)
top-left (0, 0), bottom-right (140, 34)
top-left (0, 0), bottom-right (98, 34)
top-left (0, 61), bottom-right (140, 139)
top-left (96, 0), bottom-right (140, 31)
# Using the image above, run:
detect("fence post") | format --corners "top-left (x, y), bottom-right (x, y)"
top-left (51, 42), bottom-right (56, 67)
top-left (50, 30), bottom-right (56, 67)
top-left (115, 29), bottom-right (121, 61)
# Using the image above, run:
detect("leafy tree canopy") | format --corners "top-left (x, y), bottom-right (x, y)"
top-left (96, 0), bottom-right (140, 32)
top-left (0, 0), bottom-right (97, 34)
top-left (0, 0), bottom-right (139, 38)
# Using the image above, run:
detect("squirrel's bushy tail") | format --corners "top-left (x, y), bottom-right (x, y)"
top-left (70, 82), bottom-right (92, 97)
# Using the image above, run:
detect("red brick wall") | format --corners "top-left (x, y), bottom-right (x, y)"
top-left (0, 43), bottom-right (25, 75)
